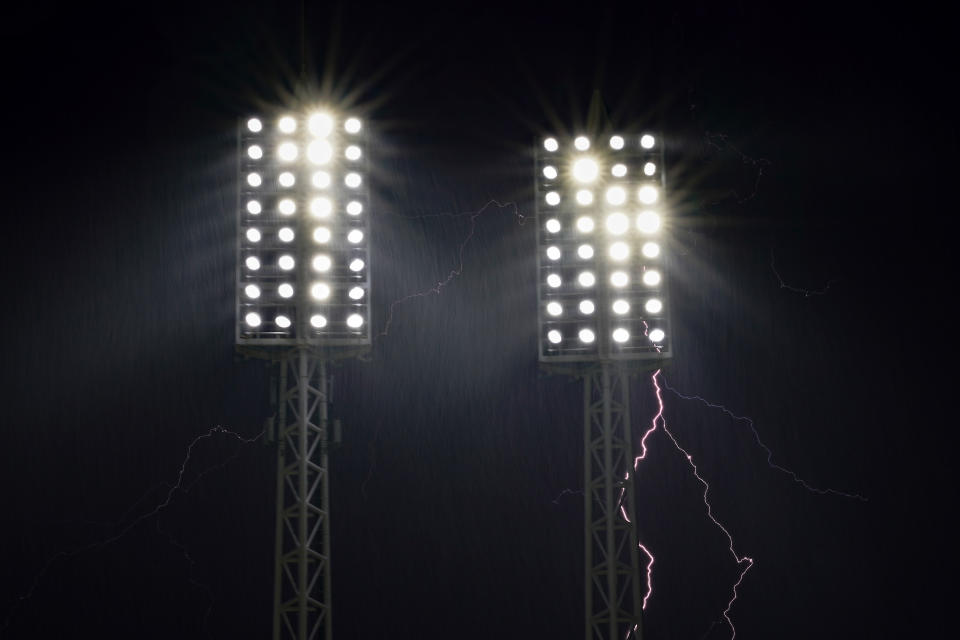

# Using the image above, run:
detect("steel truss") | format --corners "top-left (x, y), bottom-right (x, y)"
top-left (584, 361), bottom-right (644, 640)
top-left (272, 348), bottom-right (332, 640)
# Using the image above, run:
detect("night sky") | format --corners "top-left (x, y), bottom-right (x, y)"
top-left (1, 2), bottom-right (951, 639)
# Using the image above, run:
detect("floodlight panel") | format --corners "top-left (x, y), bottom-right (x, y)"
top-left (237, 110), bottom-right (371, 346)
top-left (535, 133), bottom-right (671, 362)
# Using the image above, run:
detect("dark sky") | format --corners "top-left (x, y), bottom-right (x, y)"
top-left (1, 1), bottom-right (951, 639)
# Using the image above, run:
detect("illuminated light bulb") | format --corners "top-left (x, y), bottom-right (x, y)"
top-left (347, 229), bottom-right (364, 244)
top-left (606, 186), bottom-right (626, 206)
top-left (609, 135), bottom-right (625, 150)
top-left (345, 172), bottom-right (362, 188)
top-left (640, 134), bottom-right (655, 149)
top-left (638, 185), bottom-right (659, 204)
top-left (576, 189), bottom-right (594, 205)
top-left (545, 191), bottom-right (560, 206)
top-left (245, 256), bottom-right (261, 271)
top-left (247, 172), bottom-right (262, 187)
top-left (277, 142), bottom-right (298, 162)
top-left (245, 312), bottom-right (261, 327)
top-left (612, 163), bottom-right (627, 177)
top-left (579, 299), bottom-right (595, 315)
top-left (278, 198), bottom-right (296, 215)
top-left (546, 301), bottom-right (563, 316)
top-left (612, 328), bottom-right (630, 343)
top-left (572, 157), bottom-right (599, 183)
top-left (644, 162), bottom-right (656, 176)
top-left (278, 255), bottom-right (295, 271)
top-left (310, 314), bottom-right (327, 328)
top-left (545, 218), bottom-right (561, 233)
top-left (546, 246), bottom-right (561, 261)
top-left (577, 244), bottom-right (594, 259)
top-left (246, 200), bottom-right (262, 215)
top-left (346, 201), bottom-right (363, 215)
top-left (244, 284), bottom-right (260, 299)
top-left (344, 117), bottom-right (362, 133)
top-left (246, 228), bottom-right (261, 242)
top-left (542, 165), bottom-right (558, 180)
top-left (313, 227), bottom-right (331, 243)
top-left (312, 171), bottom-right (331, 189)
top-left (278, 283), bottom-right (294, 298)
top-left (313, 227), bottom-right (330, 244)
top-left (645, 298), bottom-right (663, 314)
top-left (349, 258), bottom-right (365, 272)
top-left (610, 271), bottom-right (629, 287)
top-left (642, 241), bottom-right (660, 258)
top-left (649, 328), bottom-right (665, 342)
top-left (643, 270), bottom-right (661, 286)
top-left (547, 329), bottom-right (562, 344)
top-left (275, 315), bottom-right (291, 329)
top-left (636, 210), bottom-right (661, 234)
top-left (574, 136), bottom-right (590, 151)
top-left (278, 172), bottom-right (295, 187)
top-left (311, 283), bottom-right (331, 300)
top-left (346, 313), bottom-right (364, 329)
top-left (312, 255), bottom-right (332, 272)
top-left (348, 286), bottom-right (364, 300)
top-left (310, 197), bottom-right (332, 218)
top-left (578, 271), bottom-right (596, 287)
top-left (576, 216), bottom-right (595, 233)
top-left (308, 112), bottom-right (333, 137)
top-left (278, 227), bottom-right (294, 242)
top-left (278, 116), bottom-right (296, 133)
top-left (247, 145), bottom-right (263, 159)
top-left (247, 118), bottom-right (262, 133)
top-left (579, 328), bottom-right (596, 343)
top-left (308, 140), bottom-right (333, 165)
top-left (543, 137), bottom-right (559, 152)
top-left (606, 212), bottom-right (629, 235)
top-left (612, 299), bottom-right (630, 315)
top-left (345, 145), bottom-right (362, 160)
top-left (609, 241), bottom-right (630, 261)
top-left (546, 273), bottom-right (562, 288)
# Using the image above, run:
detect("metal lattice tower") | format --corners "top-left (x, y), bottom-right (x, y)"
top-left (272, 349), bottom-right (332, 640)
top-left (583, 362), bottom-right (643, 640)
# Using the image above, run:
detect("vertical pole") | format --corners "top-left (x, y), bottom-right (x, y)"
top-left (584, 370), bottom-right (593, 640)
top-left (601, 362), bottom-right (617, 640)
top-left (320, 360), bottom-right (333, 640)
top-left (298, 349), bottom-right (309, 640)
top-left (272, 358), bottom-right (288, 640)
top-left (620, 367), bottom-right (643, 638)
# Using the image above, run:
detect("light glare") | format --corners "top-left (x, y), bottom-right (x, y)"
top-left (245, 312), bottom-right (261, 327)
top-left (547, 274), bottom-right (562, 288)
top-left (606, 212), bottom-right (629, 235)
top-left (246, 228), bottom-right (261, 242)
top-left (576, 216), bottom-right (595, 233)
top-left (643, 270), bottom-right (661, 286)
top-left (310, 314), bottom-right (327, 328)
top-left (308, 113), bottom-right (333, 137)
top-left (612, 299), bottom-right (630, 314)
top-left (278, 283), bottom-right (294, 298)
top-left (640, 134), bottom-right (656, 149)
top-left (547, 329), bottom-right (562, 344)
top-left (278, 172), bottom-right (295, 187)
top-left (578, 271), bottom-right (596, 287)
top-left (247, 173), bottom-right (261, 187)
top-left (313, 227), bottom-right (331, 243)
top-left (245, 256), bottom-right (260, 271)
top-left (545, 218), bottom-right (561, 234)
top-left (649, 328), bottom-right (665, 342)
top-left (308, 140), bottom-right (333, 165)
top-left (312, 255), bottom-right (332, 272)
top-left (244, 284), bottom-right (260, 299)
top-left (346, 314), bottom-right (364, 329)
top-left (345, 172), bottom-right (362, 188)
top-left (579, 300), bottom-right (595, 315)
top-left (645, 298), bottom-right (663, 314)
top-left (577, 244), bottom-right (594, 259)
top-left (642, 242), bottom-right (660, 258)
top-left (278, 116), bottom-right (296, 133)
top-left (612, 328), bottom-right (630, 343)
top-left (347, 229), bottom-right (364, 244)
top-left (278, 198), bottom-right (296, 215)
top-left (345, 145), bottom-right (362, 160)
top-left (572, 157), bottom-right (599, 183)
top-left (579, 328), bottom-right (596, 343)
top-left (312, 171), bottom-right (331, 189)
top-left (348, 286), bottom-right (364, 300)
top-left (610, 271), bottom-right (629, 287)
top-left (346, 201), bottom-right (363, 215)
top-left (543, 165), bottom-right (558, 180)
top-left (349, 258), bottom-right (365, 272)
top-left (310, 197), bottom-right (332, 218)
top-left (576, 189), bottom-right (594, 205)
top-left (636, 211), bottom-right (661, 234)
top-left (545, 191), bottom-right (560, 206)
top-left (277, 142), bottom-right (298, 162)
top-left (247, 145), bottom-right (262, 159)
top-left (278, 255), bottom-right (295, 271)
top-left (644, 162), bottom-right (656, 176)
top-left (609, 135), bottom-right (624, 150)
top-left (246, 200), bottom-right (261, 215)
top-left (543, 137), bottom-right (559, 152)
top-left (311, 283), bottom-right (331, 300)
top-left (247, 118), bottom-right (262, 133)
top-left (546, 302), bottom-right (562, 316)
top-left (278, 227), bottom-right (295, 242)
top-left (546, 246), bottom-right (561, 261)
top-left (612, 163), bottom-right (627, 177)
top-left (344, 117), bottom-right (362, 133)
top-left (609, 242), bottom-right (629, 261)
top-left (574, 136), bottom-right (590, 151)
top-left (275, 315), bottom-right (291, 329)
top-left (638, 185), bottom-right (659, 204)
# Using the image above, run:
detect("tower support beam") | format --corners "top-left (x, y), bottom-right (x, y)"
top-left (584, 361), bottom-right (643, 640)
top-left (272, 348), bottom-right (332, 640)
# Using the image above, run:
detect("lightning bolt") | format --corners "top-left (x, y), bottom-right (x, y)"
top-left (770, 247), bottom-right (840, 297)
top-left (376, 199), bottom-right (525, 338)
top-left (3, 425), bottom-right (263, 632)
top-left (703, 131), bottom-right (772, 205)
top-left (660, 378), bottom-right (866, 502)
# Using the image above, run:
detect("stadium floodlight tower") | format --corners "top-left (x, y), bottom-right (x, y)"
top-left (236, 109), bottom-right (370, 640)
top-left (535, 132), bottom-right (670, 640)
